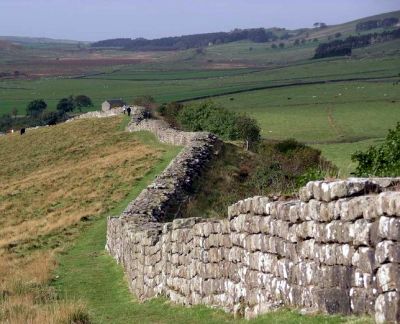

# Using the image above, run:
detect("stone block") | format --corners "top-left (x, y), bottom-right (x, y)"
top-left (377, 263), bottom-right (400, 292)
top-left (353, 247), bottom-right (376, 274)
top-left (353, 219), bottom-right (372, 246)
top-left (315, 288), bottom-right (351, 314)
top-left (376, 240), bottom-right (400, 264)
top-left (376, 192), bottom-right (400, 217)
top-left (378, 216), bottom-right (400, 241)
top-left (375, 291), bottom-right (400, 324)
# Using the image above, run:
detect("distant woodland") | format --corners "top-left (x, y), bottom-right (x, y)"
top-left (314, 27), bottom-right (400, 59)
top-left (91, 28), bottom-right (286, 51)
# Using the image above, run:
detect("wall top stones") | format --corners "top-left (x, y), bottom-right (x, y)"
top-left (299, 177), bottom-right (400, 203)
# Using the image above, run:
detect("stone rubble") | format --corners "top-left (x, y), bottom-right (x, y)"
top-left (106, 108), bottom-right (400, 322)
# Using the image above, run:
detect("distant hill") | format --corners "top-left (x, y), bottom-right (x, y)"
top-left (92, 10), bottom-right (400, 51)
top-left (0, 39), bottom-right (22, 50)
top-left (0, 36), bottom-right (89, 46)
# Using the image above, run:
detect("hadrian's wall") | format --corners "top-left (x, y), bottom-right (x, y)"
top-left (106, 108), bottom-right (400, 323)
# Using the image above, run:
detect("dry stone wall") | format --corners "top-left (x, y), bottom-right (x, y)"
top-left (107, 108), bottom-right (400, 322)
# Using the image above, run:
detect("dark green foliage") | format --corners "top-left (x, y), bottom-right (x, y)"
top-left (235, 115), bottom-right (260, 150)
top-left (356, 17), bottom-right (399, 32)
top-left (176, 101), bottom-right (260, 144)
top-left (41, 111), bottom-right (68, 125)
top-left (274, 138), bottom-right (306, 154)
top-left (335, 32), bottom-right (342, 38)
top-left (26, 99), bottom-right (47, 117)
top-left (279, 43), bottom-right (285, 48)
top-left (314, 28), bottom-right (400, 59)
top-left (177, 101), bottom-right (239, 140)
top-left (352, 122), bottom-right (400, 177)
top-left (0, 114), bottom-right (12, 131)
top-left (157, 102), bottom-right (183, 126)
top-left (74, 95), bottom-right (93, 111)
top-left (92, 28), bottom-right (279, 51)
top-left (133, 95), bottom-right (155, 108)
top-left (57, 96), bottom-right (75, 113)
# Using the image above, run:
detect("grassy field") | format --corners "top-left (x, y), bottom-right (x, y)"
top-left (0, 116), bottom-right (178, 323)
top-left (1, 54), bottom-right (399, 116)
top-left (189, 79), bottom-right (400, 175)
top-left (1, 52), bottom-right (399, 175)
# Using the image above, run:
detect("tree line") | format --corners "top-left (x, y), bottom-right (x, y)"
top-left (356, 17), bottom-right (399, 32)
top-left (313, 28), bottom-right (400, 59)
top-left (92, 28), bottom-right (285, 51)
top-left (0, 95), bottom-right (93, 132)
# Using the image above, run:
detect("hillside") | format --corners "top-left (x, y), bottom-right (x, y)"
top-left (0, 116), bottom-right (177, 322)
top-left (92, 10), bottom-right (400, 51)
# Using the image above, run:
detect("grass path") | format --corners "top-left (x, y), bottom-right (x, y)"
top-left (53, 128), bottom-right (370, 323)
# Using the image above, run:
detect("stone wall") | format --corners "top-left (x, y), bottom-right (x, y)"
top-left (107, 109), bottom-right (400, 322)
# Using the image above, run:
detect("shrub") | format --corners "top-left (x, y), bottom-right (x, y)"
top-left (74, 95), bottom-right (93, 111)
top-left (176, 101), bottom-right (260, 145)
top-left (352, 122), bottom-right (400, 176)
top-left (57, 96), bottom-right (75, 113)
top-left (133, 95), bottom-right (155, 108)
top-left (274, 138), bottom-right (305, 153)
top-left (26, 99), bottom-right (47, 117)
top-left (177, 101), bottom-right (239, 140)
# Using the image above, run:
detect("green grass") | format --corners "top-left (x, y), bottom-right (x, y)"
top-left (192, 80), bottom-right (400, 175)
top-left (53, 132), bottom-right (368, 323)
top-left (313, 138), bottom-right (385, 177)
top-left (1, 55), bottom-right (399, 116)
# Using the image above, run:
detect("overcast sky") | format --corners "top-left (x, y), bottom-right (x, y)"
top-left (1, 0), bottom-right (399, 41)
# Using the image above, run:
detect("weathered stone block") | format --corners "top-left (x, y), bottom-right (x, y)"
top-left (353, 219), bottom-right (372, 246)
top-left (375, 291), bottom-right (400, 324)
top-left (376, 240), bottom-right (400, 264)
top-left (315, 288), bottom-right (351, 314)
top-left (377, 263), bottom-right (400, 292)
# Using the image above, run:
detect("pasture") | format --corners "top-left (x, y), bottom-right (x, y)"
top-left (1, 33), bottom-right (399, 175)
top-left (193, 80), bottom-right (400, 174)
top-left (0, 116), bottom-right (180, 322)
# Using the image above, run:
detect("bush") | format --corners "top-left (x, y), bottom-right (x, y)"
top-left (57, 96), bottom-right (75, 113)
top-left (27, 99), bottom-right (47, 117)
top-left (274, 138), bottom-right (305, 154)
top-left (176, 101), bottom-right (260, 145)
top-left (177, 101), bottom-right (239, 140)
top-left (352, 122), bottom-right (400, 176)
top-left (133, 95), bottom-right (155, 108)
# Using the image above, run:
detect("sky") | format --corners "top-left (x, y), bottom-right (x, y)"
top-left (0, 0), bottom-right (399, 41)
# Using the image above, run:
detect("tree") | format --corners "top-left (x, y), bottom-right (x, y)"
top-left (133, 95), bottom-right (155, 108)
top-left (26, 99), bottom-right (47, 117)
top-left (279, 43), bottom-right (285, 48)
top-left (352, 122), bottom-right (400, 177)
top-left (11, 107), bottom-right (18, 119)
top-left (57, 96), bottom-right (75, 113)
top-left (235, 115), bottom-right (261, 150)
top-left (74, 95), bottom-right (93, 111)
top-left (335, 32), bottom-right (342, 38)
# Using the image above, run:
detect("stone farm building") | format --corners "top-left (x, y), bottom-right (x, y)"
top-left (101, 99), bottom-right (126, 112)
